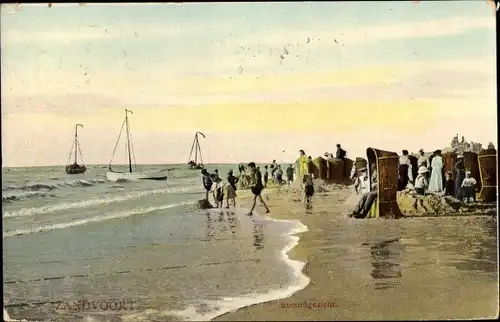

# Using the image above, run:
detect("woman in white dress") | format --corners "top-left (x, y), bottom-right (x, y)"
top-left (428, 150), bottom-right (443, 192)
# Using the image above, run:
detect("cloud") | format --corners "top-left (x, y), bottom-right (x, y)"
top-left (2, 55), bottom-right (495, 111)
top-left (1, 22), bottom-right (231, 45)
top-left (236, 16), bottom-right (495, 50)
top-left (1, 94), bottom-right (125, 116)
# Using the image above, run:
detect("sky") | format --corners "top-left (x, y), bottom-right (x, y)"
top-left (1, 1), bottom-right (497, 167)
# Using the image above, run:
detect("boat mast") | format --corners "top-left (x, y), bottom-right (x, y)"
top-left (74, 124), bottom-right (83, 164)
top-left (196, 131), bottom-right (204, 166)
top-left (194, 133), bottom-right (198, 164)
top-left (125, 109), bottom-right (133, 173)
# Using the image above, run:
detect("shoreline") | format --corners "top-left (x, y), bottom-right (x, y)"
top-left (166, 189), bottom-right (312, 321)
top-left (213, 185), bottom-right (499, 321)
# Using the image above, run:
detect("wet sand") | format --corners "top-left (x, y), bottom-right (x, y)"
top-left (215, 186), bottom-right (499, 321)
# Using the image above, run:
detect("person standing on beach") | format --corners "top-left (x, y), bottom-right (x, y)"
top-left (454, 154), bottom-right (466, 199)
top-left (428, 150), bottom-right (443, 192)
top-left (275, 165), bottom-right (283, 185)
top-left (270, 160), bottom-right (277, 177)
top-left (286, 164), bottom-right (294, 186)
top-left (298, 150), bottom-right (309, 182)
top-left (306, 156), bottom-right (314, 180)
top-left (201, 169), bottom-right (213, 201)
top-left (211, 177), bottom-right (225, 208)
top-left (304, 173), bottom-right (315, 208)
top-left (226, 170), bottom-right (239, 208)
top-left (398, 150), bottom-right (411, 191)
top-left (247, 162), bottom-right (270, 215)
top-left (263, 165), bottom-right (269, 187)
top-left (443, 171), bottom-right (455, 197)
top-left (417, 149), bottom-right (430, 169)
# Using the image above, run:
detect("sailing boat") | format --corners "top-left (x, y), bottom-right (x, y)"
top-left (65, 124), bottom-right (87, 174)
top-left (106, 109), bottom-right (168, 182)
top-left (188, 131), bottom-right (205, 169)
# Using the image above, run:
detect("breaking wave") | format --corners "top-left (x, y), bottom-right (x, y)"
top-left (3, 186), bottom-right (201, 219)
top-left (4, 200), bottom-right (197, 238)
top-left (2, 191), bottom-right (56, 203)
top-left (4, 179), bottom-right (108, 192)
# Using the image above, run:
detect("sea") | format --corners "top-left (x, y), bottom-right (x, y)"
top-left (2, 164), bottom-right (309, 321)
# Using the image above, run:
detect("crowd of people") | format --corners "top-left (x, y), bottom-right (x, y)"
top-left (200, 142), bottom-right (482, 219)
top-left (397, 148), bottom-right (477, 203)
top-left (348, 147), bottom-right (482, 219)
top-left (200, 144), bottom-right (348, 214)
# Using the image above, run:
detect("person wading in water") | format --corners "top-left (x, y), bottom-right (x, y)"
top-left (201, 169), bottom-right (213, 201)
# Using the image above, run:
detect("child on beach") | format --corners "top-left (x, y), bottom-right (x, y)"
top-left (211, 177), bottom-right (225, 208)
top-left (415, 166), bottom-right (429, 195)
top-left (461, 171), bottom-right (477, 203)
top-left (304, 174), bottom-right (315, 208)
top-left (225, 170), bottom-right (239, 208)
top-left (201, 169), bottom-right (213, 201)
top-left (286, 164), bottom-right (294, 186)
top-left (443, 171), bottom-right (455, 197)
top-left (247, 162), bottom-right (270, 215)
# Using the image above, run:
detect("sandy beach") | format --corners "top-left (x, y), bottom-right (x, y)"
top-left (216, 185), bottom-right (498, 321)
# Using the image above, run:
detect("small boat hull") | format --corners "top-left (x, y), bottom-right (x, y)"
top-left (189, 164), bottom-right (204, 170)
top-left (106, 169), bottom-right (168, 182)
top-left (65, 164), bottom-right (87, 175)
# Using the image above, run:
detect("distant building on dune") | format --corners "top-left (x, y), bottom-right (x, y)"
top-left (450, 134), bottom-right (482, 153)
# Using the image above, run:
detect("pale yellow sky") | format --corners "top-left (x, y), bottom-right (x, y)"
top-left (1, 3), bottom-right (497, 167)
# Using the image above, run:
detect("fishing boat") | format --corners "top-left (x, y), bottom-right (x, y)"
top-left (188, 131), bottom-right (205, 170)
top-left (65, 124), bottom-right (87, 175)
top-left (106, 109), bottom-right (168, 182)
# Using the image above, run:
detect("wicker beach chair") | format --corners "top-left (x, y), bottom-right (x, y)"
top-left (478, 148), bottom-right (497, 202)
top-left (366, 147), bottom-right (403, 219)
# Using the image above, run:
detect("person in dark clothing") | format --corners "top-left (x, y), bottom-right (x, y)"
top-left (336, 144), bottom-right (346, 159)
top-left (443, 171), bottom-right (455, 197)
top-left (263, 165), bottom-right (269, 187)
top-left (201, 169), bottom-right (213, 201)
top-left (227, 170), bottom-right (238, 191)
top-left (270, 160), bottom-right (277, 177)
top-left (398, 150), bottom-right (410, 191)
top-left (247, 162), bottom-right (270, 215)
top-left (286, 164), bottom-right (294, 185)
top-left (213, 178), bottom-right (224, 208)
top-left (454, 155), bottom-right (465, 199)
top-left (304, 174), bottom-right (315, 208)
top-left (275, 165), bottom-right (283, 185)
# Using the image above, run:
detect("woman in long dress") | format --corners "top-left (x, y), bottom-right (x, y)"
top-left (297, 150), bottom-right (309, 182)
top-left (428, 150), bottom-right (444, 192)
